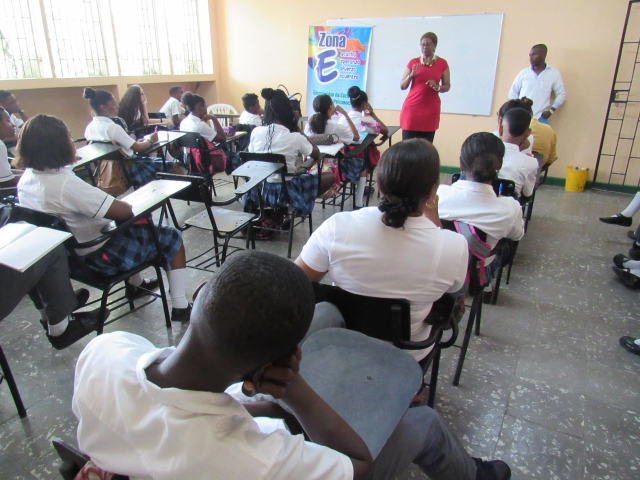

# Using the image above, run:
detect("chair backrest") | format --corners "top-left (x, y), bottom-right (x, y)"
top-left (492, 178), bottom-right (517, 198)
top-left (51, 438), bottom-right (129, 480)
top-left (148, 112), bottom-right (166, 121)
top-left (207, 103), bottom-right (238, 115)
top-left (156, 172), bottom-right (211, 204)
top-left (441, 219), bottom-right (489, 296)
top-left (451, 172), bottom-right (461, 184)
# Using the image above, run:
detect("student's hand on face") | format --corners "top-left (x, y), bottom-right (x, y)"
top-left (335, 104), bottom-right (346, 115)
top-left (242, 347), bottom-right (301, 399)
top-left (364, 102), bottom-right (374, 116)
top-left (150, 133), bottom-right (158, 143)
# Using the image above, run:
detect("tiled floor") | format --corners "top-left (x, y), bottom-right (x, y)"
top-left (1, 180), bottom-right (640, 479)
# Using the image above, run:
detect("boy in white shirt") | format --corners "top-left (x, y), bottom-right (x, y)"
top-left (497, 108), bottom-right (538, 199)
top-left (0, 108), bottom-right (20, 187)
top-left (0, 90), bottom-right (28, 142)
top-left (238, 93), bottom-right (264, 127)
top-left (159, 85), bottom-right (186, 127)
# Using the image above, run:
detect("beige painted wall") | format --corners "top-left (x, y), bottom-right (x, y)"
top-left (212, 0), bottom-right (630, 179)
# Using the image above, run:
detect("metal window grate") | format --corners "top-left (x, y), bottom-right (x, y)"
top-left (167, 0), bottom-right (203, 74)
top-left (0, 0), bottom-right (43, 79)
top-left (110, 0), bottom-right (161, 75)
top-left (43, 0), bottom-right (108, 77)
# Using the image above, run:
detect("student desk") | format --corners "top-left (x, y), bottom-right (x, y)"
top-left (117, 179), bottom-right (191, 219)
top-left (384, 126), bottom-right (401, 147)
top-left (140, 131), bottom-right (187, 172)
top-left (218, 131), bottom-right (247, 153)
top-left (73, 143), bottom-right (122, 186)
top-left (301, 328), bottom-right (422, 459)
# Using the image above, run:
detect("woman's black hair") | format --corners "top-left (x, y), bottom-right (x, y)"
top-left (15, 114), bottom-right (75, 170)
top-left (182, 91), bottom-right (206, 113)
top-left (498, 99), bottom-right (527, 118)
top-left (117, 85), bottom-right (144, 129)
top-left (83, 87), bottom-right (114, 114)
top-left (377, 139), bottom-right (440, 229)
top-left (261, 88), bottom-right (298, 132)
top-left (460, 132), bottom-right (506, 184)
top-left (308, 94), bottom-right (332, 134)
top-left (347, 86), bottom-right (368, 110)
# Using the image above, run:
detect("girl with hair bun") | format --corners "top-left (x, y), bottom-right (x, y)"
top-left (245, 87), bottom-right (335, 225)
top-left (338, 86), bottom-right (389, 208)
top-left (295, 138), bottom-right (468, 362)
top-left (179, 91), bottom-right (226, 143)
top-left (83, 87), bottom-right (182, 191)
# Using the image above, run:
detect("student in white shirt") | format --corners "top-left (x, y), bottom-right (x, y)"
top-left (246, 88), bottom-right (332, 219)
top-left (0, 90), bottom-right (28, 143)
top-left (493, 99), bottom-right (533, 155)
top-left (338, 86), bottom-right (389, 208)
top-left (296, 139), bottom-right (468, 363)
top-left (179, 91), bottom-right (226, 143)
top-left (73, 251), bottom-right (510, 480)
top-left (497, 108), bottom-right (538, 198)
top-left (159, 85), bottom-right (186, 127)
top-left (118, 85), bottom-right (162, 133)
top-left (16, 114), bottom-right (192, 322)
top-left (0, 108), bottom-right (20, 187)
top-left (238, 93), bottom-right (264, 127)
top-left (83, 88), bottom-right (182, 190)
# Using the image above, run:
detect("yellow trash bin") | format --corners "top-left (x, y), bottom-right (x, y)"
top-left (565, 166), bottom-right (589, 192)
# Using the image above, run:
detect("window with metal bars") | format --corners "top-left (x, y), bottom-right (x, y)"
top-left (0, 0), bottom-right (44, 79)
top-left (166, 0), bottom-right (203, 75)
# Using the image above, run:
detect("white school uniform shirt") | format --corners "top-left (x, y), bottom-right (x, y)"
top-left (73, 332), bottom-right (353, 480)
top-left (249, 124), bottom-right (314, 183)
top-left (159, 97), bottom-right (185, 125)
top-left (85, 116), bottom-right (137, 158)
top-left (0, 140), bottom-right (14, 184)
top-left (17, 166), bottom-right (115, 255)
top-left (508, 65), bottom-right (566, 118)
top-left (180, 114), bottom-right (218, 142)
top-left (338, 110), bottom-right (377, 134)
top-left (304, 118), bottom-right (354, 144)
top-left (238, 110), bottom-right (262, 127)
top-left (437, 180), bottom-right (525, 248)
top-left (498, 142), bottom-right (539, 198)
top-left (492, 129), bottom-right (534, 156)
top-left (300, 207), bottom-right (468, 361)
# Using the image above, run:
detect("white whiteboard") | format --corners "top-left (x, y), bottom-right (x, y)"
top-left (327, 14), bottom-right (503, 116)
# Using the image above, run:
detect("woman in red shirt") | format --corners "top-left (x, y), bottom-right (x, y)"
top-left (399, 32), bottom-right (450, 143)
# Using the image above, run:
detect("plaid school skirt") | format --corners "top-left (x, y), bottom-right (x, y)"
top-left (244, 173), bottom-right (319, 217)
top-left (340, 157), bottom-right (366, 185)
top-left (77, 224), bottom-right (182, 277)
top-left (127, 158), bottom-right (175, 188)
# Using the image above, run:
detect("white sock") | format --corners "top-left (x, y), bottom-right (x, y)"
top-left (167, 269), bottom-right (188, 309)
top-left (38, 309), bottom-right (48, 322)
top-left (48, 317), bottom-right (69, 336)
top-left (628, 268), bottom-right (640, 277)
top-left (623, 259), bottom-right (640, 269)
top-left (128, 273), bottom-right (144, 286)
top-left (355, 177), bottom-right (366, 207)
top-left (635, 339), bottom-right (640, 346)
top-left (621, 192), bottom-right (640, 217)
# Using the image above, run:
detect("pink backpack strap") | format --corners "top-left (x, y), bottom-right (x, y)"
top-left (454, 221), bottom-right (492, 286)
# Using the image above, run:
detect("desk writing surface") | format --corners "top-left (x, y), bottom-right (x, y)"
top-left (387, 126), bottom-right (400, 139)
top-left (141, 131), bottom-right (187, 155)
top-left (318, 143), bottom-right (344, 157)
top-left (74, 143), bottom-right (121, 167)
top-left (122, 180), bottom-right (191, 216)
top-left (300, 328), bottom-right (422, 459)
top-left (231, 161), bottom-right (284, 195)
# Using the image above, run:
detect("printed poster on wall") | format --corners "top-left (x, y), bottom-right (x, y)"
top-left (306, 26), bottom-right (373, 115)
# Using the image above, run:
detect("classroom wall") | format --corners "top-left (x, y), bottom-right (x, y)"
top-left (211, 0), bottom-right (630, 180)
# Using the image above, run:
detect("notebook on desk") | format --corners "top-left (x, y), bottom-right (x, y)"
top-left (0, 223), bottom-right (71, 272)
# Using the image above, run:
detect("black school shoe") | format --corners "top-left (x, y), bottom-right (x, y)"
top-left (47, 309), bottom-right (105, 350)
top-left (612, 266), bottom-right (640, 288)
top-left (125, 278), bottom-right (160, 300)
top-left (39, 288), bottom-right (90, 332)
top-left (171, 303), bottom-right (192, 322)
top-left (599, 213), bottom-right (632, 227)
top-left (473, 458), bottom-right (511, 480)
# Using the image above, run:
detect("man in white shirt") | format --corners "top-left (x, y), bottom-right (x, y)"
top-left (158, 86), bottom-right (186, 127)
top-left (508, 44), bottom-right (566, 123)
top-left (238, 92), bottom-right (264, 126)
top-left (498, 108), bottom-right (539, 198)
top-left (73, 251), bottom-right (511, 480)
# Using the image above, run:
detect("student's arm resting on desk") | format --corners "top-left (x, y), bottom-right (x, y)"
top-left (244, 348), bottom-right (374, 480)
top-left (130, 133), bottom-right (158, 154)
top-left (105, 199), bottom-right (134, 222)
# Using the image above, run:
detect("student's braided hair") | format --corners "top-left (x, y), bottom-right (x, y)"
top-left (83, 87), bottom-right (114, 113)
top-left (308, 94), bottom-right (332, 134)
top-left (261, 87), bottom-right (299, 153)
top-left (347, 86), bottom-right (368, 110)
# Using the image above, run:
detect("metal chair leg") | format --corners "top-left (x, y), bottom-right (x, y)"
top-left (154, 267), bottom-right (171, 328)
top-left (287, 213), bottom-right (295, 259)
top-left (97, 290), bottom-right (111, 335)
top-left (453, 293), bottom-right (480, 386)
top-left (0, 345), bottom-right (27, 418)
top-left (426, 349), bottom-right (441, 408)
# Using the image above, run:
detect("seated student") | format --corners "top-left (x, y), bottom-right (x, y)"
top-left (296, 139), bottom-right (468, 364)
top-left (438, 132), bottom-right (525, 250)
top-left (0, 108), bottom-right (21, 187)
top-left (497, 108), bottom-right (539, 199)
top-left (72, 250), bottom-right (511, 480)
top-left (83, 88), bottom-right (181, 190)
top-left (245, 88), bottom-right (334, 219)
top-left (16, 115), bottom-right (192, 322)
top-left (338, 86), bottom-right (389, 208)
top-left (520, 97), bottom-right (557, 166)
top-left (179, 91), bottom-right (226, 143)
top-left (117, 85), bottom-right (162, 133)
top-left (0, 90), bottom-right (29, 144)
top-left (493, 99), bottom-right (534, 154)
top-left (238, 93), bottom-right (264, 127)
top-left (159, 85), bottom-right (186, 127)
